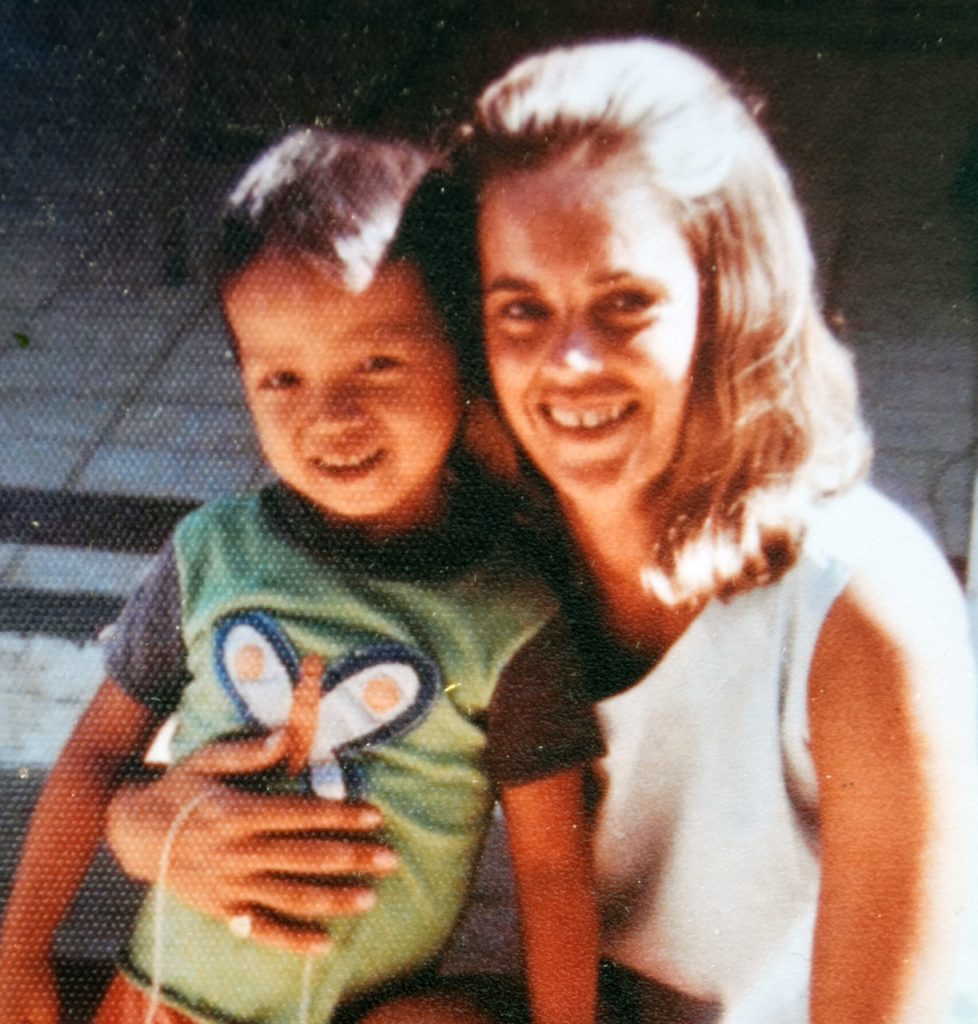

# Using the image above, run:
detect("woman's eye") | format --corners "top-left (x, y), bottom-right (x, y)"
top-left (499, 299), bottom-right (550, 323)
top-left (360, 355), bottom-right (402, 373)
top-left (260, 370), bottom-right (301, 390)
top-left (486, 299), bottom-right (551, 339)
top-left (595, 290), bottom-right (657, 320)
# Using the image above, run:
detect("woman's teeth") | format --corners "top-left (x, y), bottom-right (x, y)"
top-left (543, 402), bottom-right (634, 430)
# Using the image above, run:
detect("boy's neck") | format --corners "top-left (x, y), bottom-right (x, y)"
top-left (300, 479), bottom-right (453, 545)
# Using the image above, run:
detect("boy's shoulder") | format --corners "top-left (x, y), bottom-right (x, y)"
top-left (173, 490), bottom-right (269, 557)
top-left (177, 490), bottom-right (265, 534)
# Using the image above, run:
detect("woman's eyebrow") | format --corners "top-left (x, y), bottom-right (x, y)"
top-left (589, 270), bottom-right (661, 287)
top-left (589, 271), bottom-right (629, 285)
top-left (484, 276), bottom-right (536, 295)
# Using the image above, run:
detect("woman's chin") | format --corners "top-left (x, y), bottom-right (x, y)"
top-left (538, 453), bottom-right (646, 504)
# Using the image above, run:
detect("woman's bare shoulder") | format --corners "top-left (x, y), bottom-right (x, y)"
top-left (809, 484), bottom-right (963, 604)
top-left (810, 484), bottom-right (974, 716)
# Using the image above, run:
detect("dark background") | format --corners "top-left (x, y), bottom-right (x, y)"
top-left (5, 0), bottom-right (978, 284)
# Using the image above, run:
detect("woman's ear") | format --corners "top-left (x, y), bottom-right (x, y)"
top-left (460, 395), bottom-right (522, 485)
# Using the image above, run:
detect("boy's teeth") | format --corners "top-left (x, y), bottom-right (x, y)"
top-left (546, 402), bottom-right (631, 430)
top-left (313, 451), bottom-right (377, 470)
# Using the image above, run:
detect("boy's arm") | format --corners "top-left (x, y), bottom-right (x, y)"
top-left (0, 679), bottom-right (156, 1024)
top-left (502, 766), bottom-right (598, 1024)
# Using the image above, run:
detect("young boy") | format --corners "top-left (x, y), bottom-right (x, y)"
top-left (0, 129), bottom-right (599, 1024)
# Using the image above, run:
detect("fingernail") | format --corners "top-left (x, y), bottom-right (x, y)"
top-left (373, 848), bottom-right (398, 871)
top-left (264, 730), bottom-right (284, 751)
top-left (353, 890), bottom-right (377, 911)
top-left (310, 938), bottom-right (331, 956)
top-left (359, 807), bottom-right (383, 828)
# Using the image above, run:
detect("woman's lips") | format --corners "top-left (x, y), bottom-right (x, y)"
top-left (540, 400), bottom-right (639, 433)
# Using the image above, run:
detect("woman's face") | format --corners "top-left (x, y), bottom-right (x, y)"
top-left (479, 152), bottom-right (701, 509)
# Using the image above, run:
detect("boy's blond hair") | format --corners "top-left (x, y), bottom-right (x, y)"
top-left (218, 127), bottom-right (434, 293)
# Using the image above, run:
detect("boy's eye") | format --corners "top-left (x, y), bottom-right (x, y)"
top-left (360, 355), bottom-right (403, 373)
top-left (260, 370), bottom-right (302, 390)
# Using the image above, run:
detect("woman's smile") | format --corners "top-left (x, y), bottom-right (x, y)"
top-left (541, 399), bottom-right (639, 433)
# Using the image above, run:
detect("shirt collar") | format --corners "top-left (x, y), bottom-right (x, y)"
top-left (259, 463), bottom-right (511, 582)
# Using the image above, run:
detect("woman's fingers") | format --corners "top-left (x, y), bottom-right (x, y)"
top-left (238, 909), bottom-right (333, 956)
top-left (225, 877), bottom-right (380, 954)
top-left (201, 786), bottom-right (384, 835)
top-left (165, 802), bottom-right (397, 892)
top-left (176, 729), bottom-right (292, 777)
top-left (109, 730), bottom-right (398, 950)
top-left (236, 876), bottom-right (377, 921)
top-left (234, 835), bottom-right (398, 878)
top-left (165, 849), bottom-right (383, 925)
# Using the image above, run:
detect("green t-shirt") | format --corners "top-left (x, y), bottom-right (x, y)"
top-left (110, 483), bottom-right (598, 1024)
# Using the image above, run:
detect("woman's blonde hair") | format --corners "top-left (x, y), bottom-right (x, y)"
top-left (473, 38), bottom-right (871, 605)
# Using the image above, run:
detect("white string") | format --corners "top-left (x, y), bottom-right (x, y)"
top-left (142, 791), bottom-right (319, 1024)
top-left (144, 791), bottom-right (210, 1024)
top-left (296, 952), bottom-right (315, 1024)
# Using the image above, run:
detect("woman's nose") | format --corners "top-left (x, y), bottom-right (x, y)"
top-left (546, 327), bottom-right (604, 375)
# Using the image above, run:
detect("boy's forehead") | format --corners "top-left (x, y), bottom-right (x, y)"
top-left (228, 250), bottom-right (431, 312)
top-left (225, 250), bottom-right (448, 356)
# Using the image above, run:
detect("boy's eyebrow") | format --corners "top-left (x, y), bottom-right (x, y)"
top-left (363, 317), bottom-right (438, 337)
top-left (367, 316), bottom-right (431, 328)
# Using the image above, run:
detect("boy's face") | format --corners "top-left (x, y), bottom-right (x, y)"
top-left (225, 252), bottom-right (462, 538)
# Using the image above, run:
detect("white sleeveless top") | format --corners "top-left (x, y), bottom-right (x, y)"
top-left (593, 486), bottom-right (905, 1022)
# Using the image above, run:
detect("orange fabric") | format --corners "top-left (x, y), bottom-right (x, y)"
top-left (93, 973), bottom-right (198, 1024)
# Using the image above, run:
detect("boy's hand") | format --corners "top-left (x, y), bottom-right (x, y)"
top-left (0, 954), bottom-right (60, 1024)
top-left (106, 728), bottom-right (398, 955)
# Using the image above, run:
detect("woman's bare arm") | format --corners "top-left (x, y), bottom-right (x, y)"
top-left (809, 537), bottom-right (977, 1024)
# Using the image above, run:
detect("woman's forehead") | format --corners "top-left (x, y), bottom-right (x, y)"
top-left (478, 154), bottom-right (691, 271)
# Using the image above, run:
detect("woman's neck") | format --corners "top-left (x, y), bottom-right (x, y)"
top-left (560, 491), bottom-right (703, 658)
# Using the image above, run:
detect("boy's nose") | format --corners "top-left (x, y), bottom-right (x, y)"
top-left (307, 382), bottom-right (365, 423)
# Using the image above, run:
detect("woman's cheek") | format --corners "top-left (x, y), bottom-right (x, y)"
top-left (487, 360), bottom-right (522, 421)
top-left (486, 336), bottom-right (522, 393)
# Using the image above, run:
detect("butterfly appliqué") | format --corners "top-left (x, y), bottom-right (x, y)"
top-left (214, 611), bottom-right (440, 800)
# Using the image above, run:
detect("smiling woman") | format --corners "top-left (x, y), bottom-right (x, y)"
top-left (468, 36), bottom-right (978, 1024)
top-left (473, 38), bottom-right (870, 609)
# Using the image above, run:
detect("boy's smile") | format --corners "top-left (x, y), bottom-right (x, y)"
top-left (225, 252), bottom-right (462, 539)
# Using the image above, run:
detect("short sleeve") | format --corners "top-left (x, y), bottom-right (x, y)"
top-left (485, 614), bottom-right (604, 787)
top-left (103, 538), bottom-right (189, 719)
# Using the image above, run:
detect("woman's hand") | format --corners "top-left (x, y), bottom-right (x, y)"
top-left (0, 953), bottom-right (60, 1024)
top-left (106, 729), bottom-right (398, 954)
